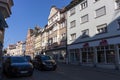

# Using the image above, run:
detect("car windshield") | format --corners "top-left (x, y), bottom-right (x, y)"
top-left (11, 57), bottom-right (28, 63)
top-left (25, 56), bottom-right (31, 61)
top-left (41, 55), bottom-right (52, 61)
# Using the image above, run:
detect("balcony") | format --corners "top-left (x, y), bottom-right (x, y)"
top-left (0, 0), bottom-right (14, 18)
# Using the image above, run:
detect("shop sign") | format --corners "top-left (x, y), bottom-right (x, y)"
top-left (99, 39), bottom-right (108, 46)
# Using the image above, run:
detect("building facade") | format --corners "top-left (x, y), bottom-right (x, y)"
top-left (0, 0), bottom-right (13, 77)
top-left (45, 6), bottom-right (67, 62)
top-left (66, 0), bottom-right (120, 69)
top-left (34, 26), bottom-right (43, 55)
top-left (6, 44), bottom-right (16, 56)
top-left (15, 41), bottom-right (26, 56)
top-left (25, 29), bottom-right (35, 58)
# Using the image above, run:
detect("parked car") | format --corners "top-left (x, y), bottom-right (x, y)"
top-left (24, 55), bottom-right (32, 63)
top-left (4, 56), bottom-right (34, 77)
top-left (33, 55), bottom-right (57, 71)
top-left (2, 56), bottom-right (9, 73)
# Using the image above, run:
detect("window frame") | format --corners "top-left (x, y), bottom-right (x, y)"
top-left (96, 23), bottom-right (108, 34)
top-left (70, 20), bottom-right (76, 28)
top-left (70, 7), bottom-right (75, 16)
top-left (81, 29), bottom-right (89, 38)
top-left (80, 0), bottom-right (88, 10)
top-left (95, 6), bottom-right (106, 18)
top-left (70, 33), bottom-right (76, 41)
top-left (81, 14), bottom-right (89, 24)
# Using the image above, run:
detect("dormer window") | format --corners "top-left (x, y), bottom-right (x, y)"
top-left (80, 0), bottom-right (88, 10)
top-left (115, 0), bottom-right (120, 9)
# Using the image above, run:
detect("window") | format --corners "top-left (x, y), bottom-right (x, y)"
top-left (97, 24), bottom-right (107, 34)
top-left (94, 0), bottom-right (100, 2)
top-left (61, 33), bottom-right (66, 41)
top-left (81, 29), bottom-right (89, 38)
top-left (80, 0), bottom-right (88, 10)
top-left (117, 19), bottom-right (120, 29)
top-left (95, 6), bottom-right (106, 18)
top-left (97, 45), bottom-right (115, 63)
top-left (81, 48), bottom-right (94, 63)
top-left (70, 8), bottom-right (75, 16)
top-left (70, 20), bottom-right (76, 28)
top-left (115, 0), bottom-right (120, 9)
top-left (70, 33), bottom-right (76, 40)
top-left (81, 14), bottom-right (89, 23)
top-left (60, 22), bottom-right (65, 28)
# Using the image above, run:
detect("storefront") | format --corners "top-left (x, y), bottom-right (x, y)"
top-left (68, 41), bottom-right (120, 69)
top-left (69, 49), bottom-right (80, 64)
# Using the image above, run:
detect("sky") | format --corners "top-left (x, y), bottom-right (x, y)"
top-left (4, 0), bottom-right (71, 48)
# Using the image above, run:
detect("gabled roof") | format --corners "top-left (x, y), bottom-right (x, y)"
top-left (48, 5), bottom-right (60, 19)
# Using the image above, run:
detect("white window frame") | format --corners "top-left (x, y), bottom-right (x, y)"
top-left (94, 0), bottom-right (100, 2)
top-left (70, 20), bottom-right (76, 28)
top-left (70, 7), bottom-right (75, 16)
top-left (80, 0), bottom-right (88, 10)
top-left (97, 23), bottom-right (107, 34)
top-left (81, 14), bottom-right (89, 23)
top-left (95, 6), bottom-right (106, 18)
top-left (70, 33), bottom-right (76, 41)
top-left (81, 29), bottom-right (89, 38)
top-left (115, 0), bottom-right (120, 9)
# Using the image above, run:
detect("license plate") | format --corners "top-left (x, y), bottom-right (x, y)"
top-left (20, 71), bottom-right (28, 73)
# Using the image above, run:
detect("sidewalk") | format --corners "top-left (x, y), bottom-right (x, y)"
top-left (59, 63), bottom-right (120, 75)
top-left (80, 66), bottom-right (120, 76)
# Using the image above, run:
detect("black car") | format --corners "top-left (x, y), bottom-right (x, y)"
top-left (4, 56), bottom-right (34, 77)
top-left (24, 55), bottom-right (32, 63)
top-left (33, 55), bottom-right (57, 71)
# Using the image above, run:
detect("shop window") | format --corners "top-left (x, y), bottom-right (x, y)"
top-left (88, 52), bottom-right (94, 63)
top-left (106, 50), bottom-right (115, 63)
top-left (75, 49), bottom-right (80, 61)
top-left (81, 48), bottom-right (94, 63)
top-left (82, 52), bottom-right (87, 62)
top-left (97, 51), bottom-right (105, 63)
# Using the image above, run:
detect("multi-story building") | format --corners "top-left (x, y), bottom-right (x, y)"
top-left (41, 27), bottom-right (48, 54)
top-left (34, 26), bottom-right (42, 55)
top-left (6, 41), bottom-right (25, 56)
top-left (0, 0), bottom-right (13, 77)
top-left (65, 0), bottom-right (120, 69)
top-left (15, 41), bottom-right (26, 56)
top-left (45, 6), bottom-right (67, 62)
top-left (26, 29), bottom-right (35, 58)
top-left (0, 0), bottom-right (13, 50)
top-left (6, 44), bottom-right (16, 56)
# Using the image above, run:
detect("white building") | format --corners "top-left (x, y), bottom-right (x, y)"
top-left (6, 41), bottom-right (26, 56)
top-left (66, 0), bottom-right (120, 69)
top-left (6, 44), bottom-right (16, 56)
top-left (16, 41), bottom-right (26, 56)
